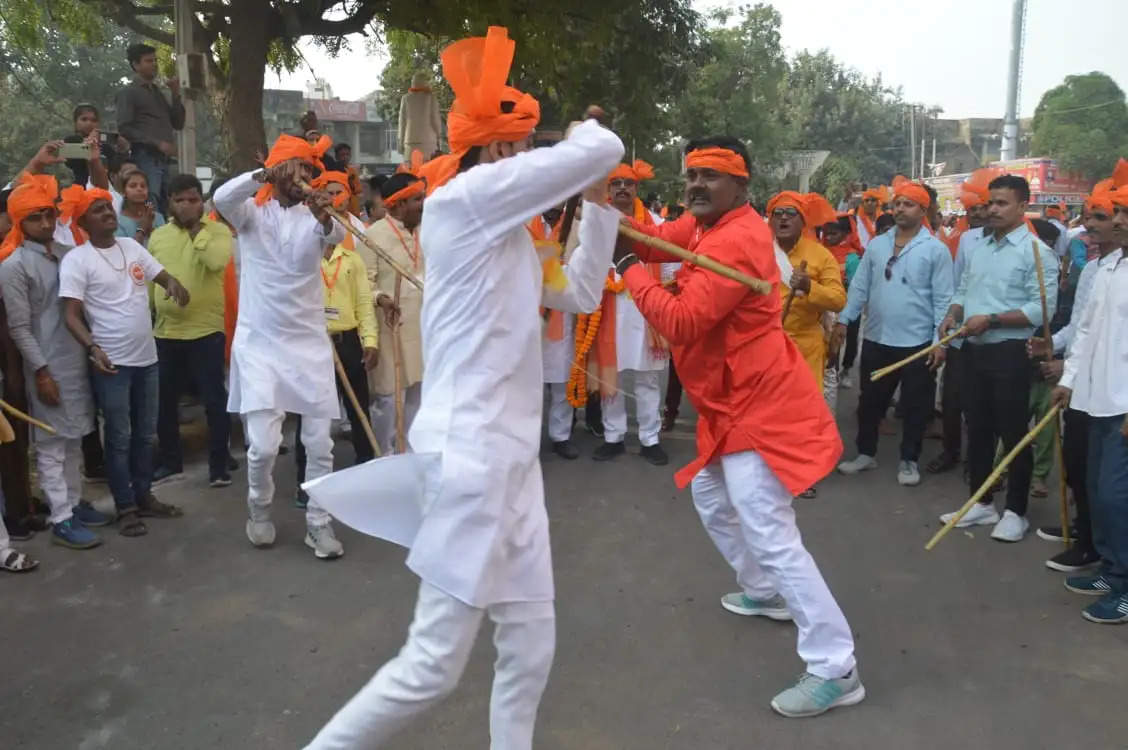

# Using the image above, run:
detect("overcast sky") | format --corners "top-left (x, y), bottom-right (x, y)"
top-left (270, 0), bottom-right (1128, 120)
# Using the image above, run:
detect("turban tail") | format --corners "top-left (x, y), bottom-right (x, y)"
top-left (254, 133), bottom-right (331, 206)
top-left (418, 27), bottom-right (540, 195)
top-left (1, 174), bottom-right (59, 261)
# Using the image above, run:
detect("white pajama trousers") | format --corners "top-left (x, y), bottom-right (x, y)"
top-left (691, 450), bottom-right (856, 679)
top-left (244, 409), bottom-right (333, 527)
top-left (369, 383), bottom-right (422, 457)
top-left (602, 369), bottom-right (661, 446)
top-left (546, 383), bottom-right (573, 442)
top-left (36, 436), bottom-right (82, 525)
top-left (305, 581), bottom-right (555, 750)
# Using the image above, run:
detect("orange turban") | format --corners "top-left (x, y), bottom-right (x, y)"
top-left (57, 184), bottom-right (115, 246)
top-left (417, 27), bottom-right (540, 195)
top-left (253, 133), bottom-right (332, 206)
top-left (383, 178), bottom-right (426, 209)
top-left (608, 159), bottom-right (654, 183)
top-left (862, 185), bottom-right (889, 204)
top-left (893, 181), bottom-right (931, 209)
top-left (312, 170), bottom-right (352, 210)
top-left (1085, 187), bottom-right (1114, 215)
top-left (684, 147), bottom-right (749, 178)
top-left (0, 173), bottom-right (59, 261)
top-left (1045, 202), bottom-right (1066, 220)
top-left (1110, 184), bottom-right (1128, 209)
top-left (766, 191), bottom-right (837, 238)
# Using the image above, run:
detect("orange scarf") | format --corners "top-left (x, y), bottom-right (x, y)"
top-left (529, 215), bottom-right (567, 341)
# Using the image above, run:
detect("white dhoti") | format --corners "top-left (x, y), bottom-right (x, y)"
top-left (545, 383), bottom-right (573, 443)
top-left (244, 409), bottom-right (333, 527)
top-left (602, 369), bottom-right (661, 446)
top-left (369, 383), bottom-right (422, 457)
top-left (304, 581), bottom-right (555, 750)
top-left (35, 436), bottom-right (83, 524)
top-left (691, 450), bottom-right (856, 679)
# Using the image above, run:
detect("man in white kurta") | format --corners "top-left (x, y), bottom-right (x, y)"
top-left (304, 26), bottom-right (624, 750)
top-left (536, 209), bottom-right (582, 459)
top-left (214, 135), bottom-right (347, 559)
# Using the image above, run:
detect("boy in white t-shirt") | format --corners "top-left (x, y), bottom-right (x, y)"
top-left (58, 187), bottom-right (190, 537)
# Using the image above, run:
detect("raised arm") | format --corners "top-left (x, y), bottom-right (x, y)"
top-left (541, 202), bottom-right (619, 314)
top-left (212, 171), bottom-right (260, 233)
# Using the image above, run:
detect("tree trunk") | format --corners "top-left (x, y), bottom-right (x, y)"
top-left (224, 0), bottom-right (273, 173)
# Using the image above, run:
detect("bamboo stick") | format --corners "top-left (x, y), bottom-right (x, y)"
top-left (1032, 240), bottom-right (1070, 548)
top-left (332, 346), bottom-right (381, 459)
top-left (391, 275), bottom-right (407, 454)
top-left (0, 410), bottom-right (14, 444)
top-left (617, 224), bottom-right (772, 294)
top-left (870, 327), bottom-right (968, 382)
top-left (925, 404), bottom-right (1061, 550)
top-left (781, 260), bottom-right (808, 323)
top-left (297, 180), bottom-right (424, 291)
top-left (0, 398), bottom-right (56, 435)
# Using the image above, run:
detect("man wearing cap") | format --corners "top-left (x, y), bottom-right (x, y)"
top-left (617, 135), bottom-right (863, 719)
top-left (304, 27), bottom-right (624, 748)
top-left (835, 180), bottom-right (954, 488)
top-left (938, 175), bottom-right (1058, 542)
top-left (592, 159), bottom-right (670, 466)
top-left (213, 133), bottom-right (348, 559)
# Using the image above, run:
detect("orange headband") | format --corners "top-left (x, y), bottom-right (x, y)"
top-left (608, 159), bottom-right (655, 184)
top-left (893, 182), bottom-right (931, 209)
top-left (0, 173), bottom-right (59, 261)
top-left (685, 147), bottom-right (749, 178)
top-left (312, 170), bottom-right (352, 210)
top-left (383, 179), bottom-right (426, 208)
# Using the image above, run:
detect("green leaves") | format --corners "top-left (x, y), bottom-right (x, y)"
top-left (1031, 72), bottom-right (1128, 180)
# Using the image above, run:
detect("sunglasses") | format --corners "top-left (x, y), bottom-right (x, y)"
top-left (884, 253), bottom-right (900, 280)
top-left (772, 207), bottom-right (800, 219)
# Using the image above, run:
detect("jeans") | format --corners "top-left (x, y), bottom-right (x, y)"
top-left (1088, 414), bottom-right (1128, 593)
top-left (842, 317), bottom-right (861, 371)
top-left (856, 339), bottom-right (935, 462)
top-left (156, 333), bottom-right (231, 479)
top-left (131, 144), bottom-right (170, 213)
top-left (1063, 409), bottom-right (1093, 551)
top-left (965, 340), bottom-right (1033, 516)
top-left (91, 363), bottom-right (159, 513)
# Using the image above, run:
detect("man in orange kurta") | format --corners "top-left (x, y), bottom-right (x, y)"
top-left (619, 137), bottom-right (862, 719)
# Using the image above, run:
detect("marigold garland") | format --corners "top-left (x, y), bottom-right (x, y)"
top-left (604, 275), bottom-right (626, 294)
top-left (566, 308), bottom-right (602, 407)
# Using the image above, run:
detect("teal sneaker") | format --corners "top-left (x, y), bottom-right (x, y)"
top-left (73, 500), bottom-right (113, 528)
top-left (1065, 574), bottom-right (1114, 596)
top-left (771, 671), bottom-right (866, 718)
top-left (51, 518), bottom-right (102, 550)
top-left (720, 592), bottom-right (792, 621)
top-left (1082, 593), bottom-right (1128, 624)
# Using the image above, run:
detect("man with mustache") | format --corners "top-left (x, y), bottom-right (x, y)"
top-left (834, 181), bottom-right (954, 488)
top-left (854, 185), bottom-right (887, 248)
top-left (592, 159), bottom-right (669, 466)
top-left (616, 136), bottom-right (862, 718)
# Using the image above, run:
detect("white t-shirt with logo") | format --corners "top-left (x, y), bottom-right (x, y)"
top-left (58, 237), bottom-right (164, 367)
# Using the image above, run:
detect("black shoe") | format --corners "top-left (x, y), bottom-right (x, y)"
top-left (799, 487), bottom-right (818, 499)
top-left (1037, 524), bottom-right (1079, 543)
top-left (227, 455), bottom-right (239, 472)
top-left (551, 440), bottom-right (579, 460)
top-left (295, 488), bottom-right (309, 509)
top-left (278, 444), bottom-right (290, 456)
top-left (152, 465), bottom-right (183, 484)
top-left (210, 473), bottom-right (233, 488)
top-left (640, 443), bottom-right (669, 466)
top-left (5, 517), bottom-right (34, 541)
top-left (1046, 545), bottom-right (1100, 572)
top-left (593, 441), bottom-right (626, 461)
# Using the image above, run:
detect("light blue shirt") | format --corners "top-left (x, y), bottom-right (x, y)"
top-left (952, 223), bottom-right (1058, 345)
top-left (949, 226), bottom-right (986, 350)
top-left (841, 224), bottom-right (954, 347)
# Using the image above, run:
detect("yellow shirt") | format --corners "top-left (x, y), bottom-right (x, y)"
top-left (321, 245), bottom-right (379, 348)
top-left (778, 235), bottom-right (846, 388)
top-left (148, 217), bottom-right (232, 340)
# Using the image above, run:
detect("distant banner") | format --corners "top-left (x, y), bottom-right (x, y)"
top-left (309, 99), bottom-right (367, 122)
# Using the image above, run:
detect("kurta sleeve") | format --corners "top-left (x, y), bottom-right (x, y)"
top-left (804, 248), bottom-right (846, 313)
top-left (1059, 270), bottom-right (1105, 391)
top-left (0, 258), bottom-right (48, 372)
top-left (192, 220), bottom-right (233, 272)
top-left (541, 202), bottom-right (618, 314)
top-left (213, 171), bottom-right (259, 233)
top-left (352, 254), bottom-right (380, 349)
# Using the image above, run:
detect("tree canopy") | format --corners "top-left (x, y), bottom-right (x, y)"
top-left (1031, 71), bottom-right (1128, 181)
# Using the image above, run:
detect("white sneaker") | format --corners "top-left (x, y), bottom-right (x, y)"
top-left (990, 510), bottom-right (1029, 542)
top-left (840, 372), bottom-right (854, 389)
top-left (939, 503), bottom-right (1000, 528)
top-left (720, 592), bottom-right (792, 621)
top-left (897, 460), bottom-right (921, 486)
top-left (838, 454), bottom-right (877, 475)
top-left (305, 523), bottom-right (344, 559)
top-left (246, 519), bottom-right (276, 547)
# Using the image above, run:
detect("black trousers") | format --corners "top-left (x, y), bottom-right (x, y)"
top-left (965, 340), bottom-right (1033, 516)
top-left (0, 302), bottom-right (31, 522)
top-left (665, 359), bottom-right (683, 417)
top-left (941, 345), bottom-right (966, 459)
top-left (842, 317), bottom-right (861, 371)
top-left (156, 332), bottom-right (231, 479)
top-left (857, 339), bottom-right (934, 462)
top-left (296, 328), bottom-right (372, 482)
top-left (82, 429), bottom-right (105, 472)
top-left (1063, 408), bottom-right (1093, 551)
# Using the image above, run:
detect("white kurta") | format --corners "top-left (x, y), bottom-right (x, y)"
top-left (408, 120), bottom-right (623, 608)
top-left (610, 277), bottom-right (668, 373)
top-left (214, 172), bottom-right (346, 418)
top-left (540, 224), bottom-right (581, 384)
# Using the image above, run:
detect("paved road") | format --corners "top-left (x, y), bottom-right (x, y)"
top-left (5, 387), bottom-right (1128, 749)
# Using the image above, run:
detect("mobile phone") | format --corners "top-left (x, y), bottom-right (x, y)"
top-left (60, 142), bottom-right (94, 160)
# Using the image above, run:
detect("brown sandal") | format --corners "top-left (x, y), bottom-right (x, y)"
top-left (118, 511), bottom-right (148, 537)
top-left (137, 496), bottom-right (184, 518)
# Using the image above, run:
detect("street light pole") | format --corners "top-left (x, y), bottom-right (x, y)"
top-left (174, 0), bottom-right (197, 177)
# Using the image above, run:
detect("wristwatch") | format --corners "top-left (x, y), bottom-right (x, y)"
top-left (615, 253), bottom-right (640, 276)
top-left (988, 313), bottom-right (1001, 329)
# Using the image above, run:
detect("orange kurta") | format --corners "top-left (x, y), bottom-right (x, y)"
top-left (624, 204), bottom-right (842, 496)
top-left (778, 237), bottom-right (846, 388)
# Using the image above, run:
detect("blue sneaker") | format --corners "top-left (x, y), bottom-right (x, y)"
top-left (1082, 593), bottom-right (1128, 624)
top-left (771, 671), bottom-right (866, 718)
top-left (295, 489), bottom-right (309, 509)
top-left (73, 501), bottom-right (113, 528)
top-left (720, 592), bottom-right (792, 621)
top-left (51, 518), bottom-right (102, 550)
top-left (1065, 574), bottom-right (1114, 596)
